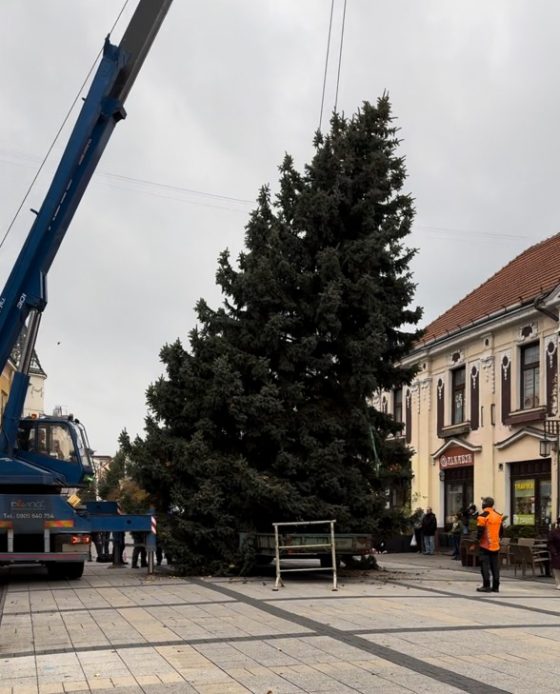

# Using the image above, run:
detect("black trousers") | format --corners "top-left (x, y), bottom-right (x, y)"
top-left (479, 548), bottom-right (500, 588)
top-left (132, 545), bottom-right (147, 568)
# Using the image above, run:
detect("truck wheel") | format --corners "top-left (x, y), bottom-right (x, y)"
top-left (47, 562), bottom-right (84, 580)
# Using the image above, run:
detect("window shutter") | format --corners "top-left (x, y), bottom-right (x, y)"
top-left (405, 388), bottom-right (412, 444)
top-left (546, 339), bottom-right (557, 416)
top-left (437, 378), bottom-right (444, 436)
top-left (470, 365), bottom-right (479, 430)
top-left (501, 355), bottom-right (511, 423)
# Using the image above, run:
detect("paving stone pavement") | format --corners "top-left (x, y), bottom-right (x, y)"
top-left (0, 551), bottom-right (559, 693)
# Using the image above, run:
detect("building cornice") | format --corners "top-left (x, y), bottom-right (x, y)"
top-left (431, 437), bottom-right (482, 459)
top-left (494, 426), bottom-right (547, 450)
top-left (404, 299), bottom-right (559, 367)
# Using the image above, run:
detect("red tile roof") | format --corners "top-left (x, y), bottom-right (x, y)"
top-left (420, 233), bottom-right (560, 344)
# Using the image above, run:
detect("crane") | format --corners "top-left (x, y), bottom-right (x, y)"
top-left (0, 0), bottom-right (173, 579)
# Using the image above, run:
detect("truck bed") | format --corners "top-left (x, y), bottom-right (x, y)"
top-left (240, 532), bottom-right (373, 557)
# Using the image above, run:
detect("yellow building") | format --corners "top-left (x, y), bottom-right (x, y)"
top-left (0, 334), bottom-right (46, 419)
top-left (382, 234), bottom-right (560, 532)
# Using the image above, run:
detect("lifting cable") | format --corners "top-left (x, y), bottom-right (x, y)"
top-left (0, 0), bottom-right (131, 253)
top-left (333, 0), bottom-right (347, 114)
top-left (318, 0), bottom-right (348, 132)
top-left (318, 0), bottom-right (336, 133)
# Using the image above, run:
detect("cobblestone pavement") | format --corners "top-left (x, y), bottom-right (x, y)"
top-left (1, 551), bottom-right (559, 693)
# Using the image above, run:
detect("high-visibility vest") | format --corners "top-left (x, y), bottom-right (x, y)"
top-left (477, 507), bottom-right (503, 551)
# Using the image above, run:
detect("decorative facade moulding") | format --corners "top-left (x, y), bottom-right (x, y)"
top-left (546, 336), bottom-right (558, 369)
top-left (470, 363), bottom-right (480, 431)
top-left (551, 370), bottom-right (559, 418)
top-left (500, 351), bottom-right (511, 381)
top-left (494, 426), bottom-right (547, 450)
top-left (518, 321), bottom-right (538, 342)
top-left (480, 354), bottom-right (495, 393)
top-left (410, 382), bottom-right (421, 414)
top-left (419, 377), bottom-right (431, 412)
top-left (449, 349), bottom-right (464, 367)
top-left (470, 362), bottom-right (480, 388)
top-left (545, 335), bottom-right (558, 417)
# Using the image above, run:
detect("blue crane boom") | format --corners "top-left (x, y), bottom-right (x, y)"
top-left (0, 1), bottom-right (172, 462)
top-left (0, 1), bottom-right (173, 578)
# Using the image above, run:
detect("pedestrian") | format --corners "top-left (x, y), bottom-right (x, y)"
top-left (476, 496), bottom-right (503, 593)
top-left (547, 516), bottom-right (560, 590)
top-left (91, 531), bottom-right (103, 561)
top-left (460, 506), bottom-right (470, 534)
top-left (421, 507), bottom-right (437, 555)
top-left (450, 512), bottom-right (462, 560)
top-left (111, 531), bottom-right (127, 565)
top-left (412, 508), bottom-right (424, 553)
top-left (131, 531), bottom-right (148, 569)
top-left (468, 503), bottom-right (478, 524)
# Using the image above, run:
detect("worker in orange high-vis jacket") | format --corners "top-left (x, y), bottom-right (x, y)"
top-left (476, 497), bottom-right (504, 593)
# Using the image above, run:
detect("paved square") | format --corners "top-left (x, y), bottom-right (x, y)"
top-left (1, 552), bottom-right (559, 692)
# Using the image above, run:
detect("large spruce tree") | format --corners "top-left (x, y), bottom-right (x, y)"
top-left (131, 97), bottom-right (423, 573)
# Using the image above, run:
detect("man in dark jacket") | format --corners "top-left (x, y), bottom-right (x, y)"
top-left (421, 507), bottom-right (437, 555)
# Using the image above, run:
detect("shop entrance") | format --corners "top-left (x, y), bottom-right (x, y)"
top-left (444, 466), bottom-right (474, 526)
top-left (510, 459), bottom-right (552, 534)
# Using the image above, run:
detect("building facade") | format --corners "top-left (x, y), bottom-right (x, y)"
top-left (381, 234), bottom-right (560, 531)
top-left (0, 332), bottom-right (46, 420)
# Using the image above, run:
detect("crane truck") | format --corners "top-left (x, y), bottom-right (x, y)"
top-left (0, 0), bottom-right (173, 579)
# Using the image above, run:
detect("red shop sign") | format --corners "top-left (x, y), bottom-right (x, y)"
top-left (439, 446), bottom-right (474, 469)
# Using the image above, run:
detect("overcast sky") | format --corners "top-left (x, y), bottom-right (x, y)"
top-left (0, 1), bottom-right (558, 454)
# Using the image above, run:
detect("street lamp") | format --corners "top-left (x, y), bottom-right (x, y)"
top-left (540, 437), bottom-right (552, 458)
top-left (540, 419), bottom-right (560, 519)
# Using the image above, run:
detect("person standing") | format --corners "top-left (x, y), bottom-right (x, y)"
top-left (476, 497), bottom-right (503, 593)
top-left (547, 517), bottom-right (560, 590)
top-left (111, 531), bottom-right (127, 565)
top-left (412, 508), bottom-right (425, 553)
top-left (421, 507), bottom-right (437, 555)
top-left (450, 513), bottom-right (463, 560)
top-left (131, 532), bottom-right (148, 569)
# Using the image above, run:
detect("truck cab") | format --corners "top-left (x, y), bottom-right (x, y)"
top-left (16, 414), bottom-right (94, 486)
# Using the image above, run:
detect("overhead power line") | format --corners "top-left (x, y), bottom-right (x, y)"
top-left (0, 145), bottom-right (533, 239)
top-left (0, 147), bottom-right (254, 212)
top-left (0, 1), bottom-right (131, 252)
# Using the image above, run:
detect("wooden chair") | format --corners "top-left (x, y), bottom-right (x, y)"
top-left (460, 537), bottom-right (479, 566)
top-left (499, 537), bottom-right (512, 566)
top-left (510, 543), bottom-right (549, 577)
